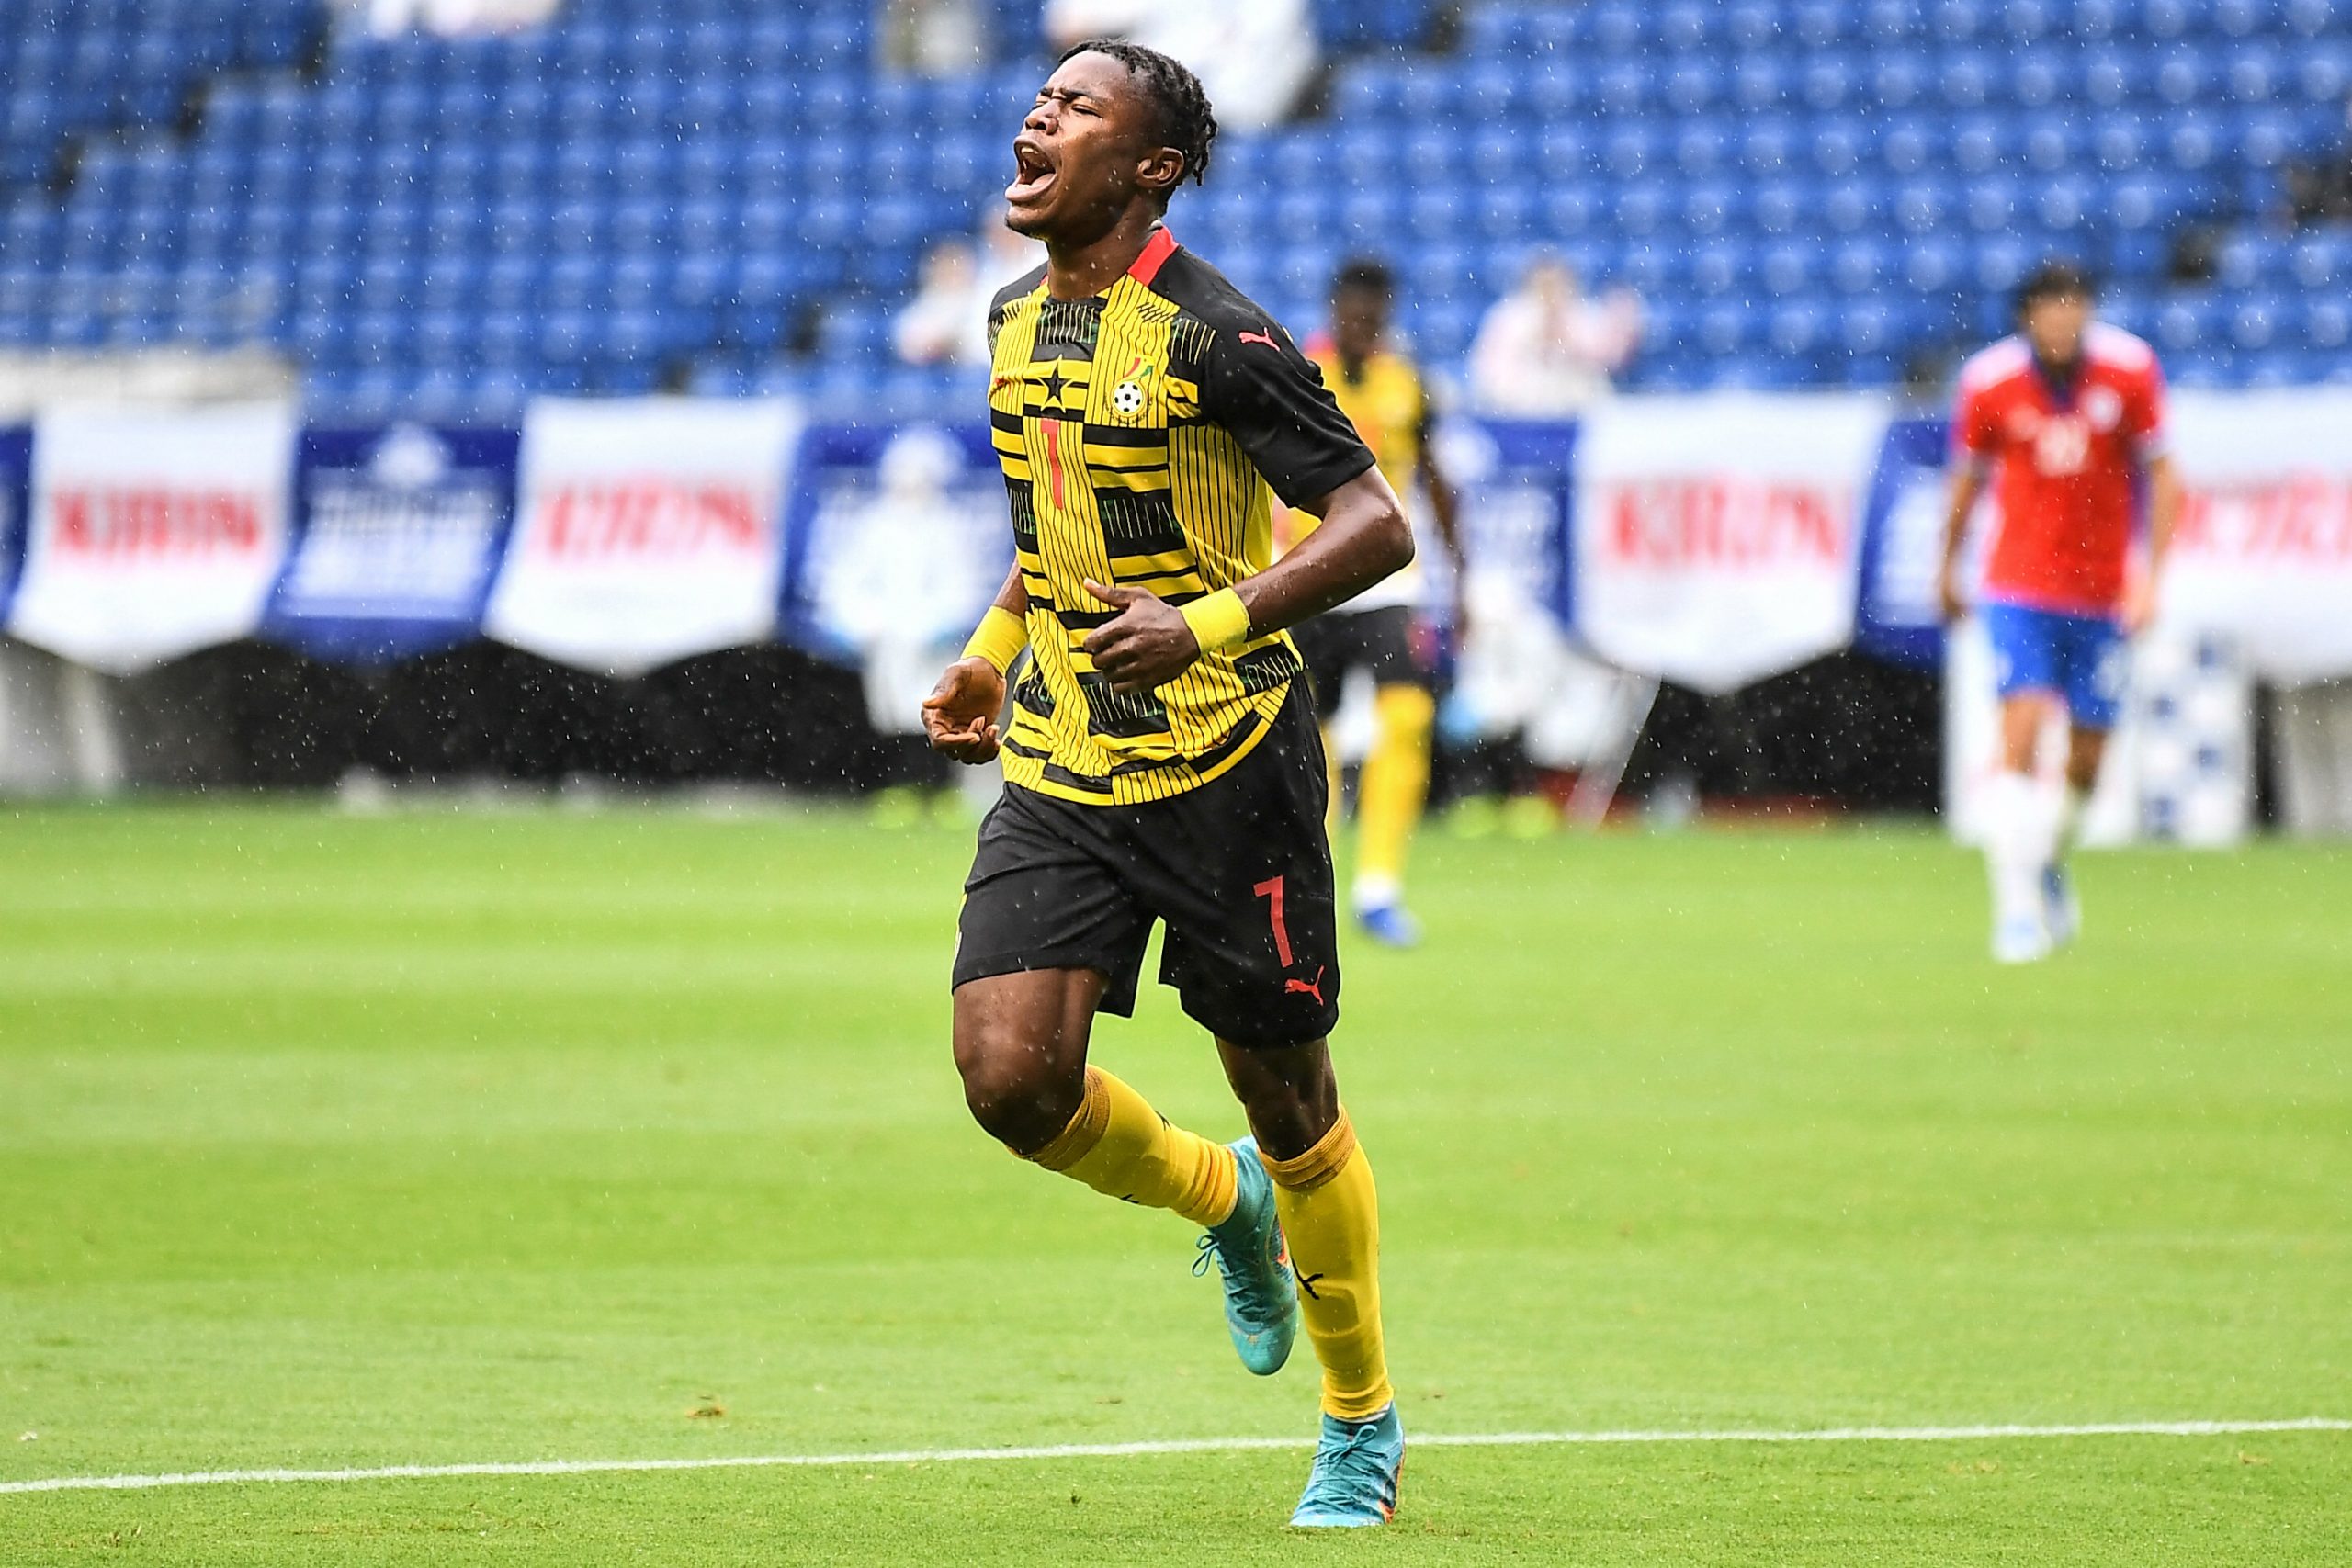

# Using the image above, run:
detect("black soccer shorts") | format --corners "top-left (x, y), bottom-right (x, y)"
top-left (951, 683), bottom-right (1340, 1049)
top-left (1294, 604), bottom-right (1430, 719)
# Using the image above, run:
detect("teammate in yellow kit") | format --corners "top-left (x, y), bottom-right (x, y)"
top-left (1295, 258), bottom-right (1468, 948)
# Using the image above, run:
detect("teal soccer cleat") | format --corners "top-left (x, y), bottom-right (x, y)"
top-left (1193, 1137), bottom-right (1298, 1376)
top-left (1289, 1404), bottom-right (1405, 1528)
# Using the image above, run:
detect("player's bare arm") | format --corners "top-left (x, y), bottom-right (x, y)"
top-left (923, 562), bottom-right (1024, 762)
top-left (1414, 414), bottom-right (1470, 630)
top-left (2123, 452), bottom-right (2182, 635)
top-left (1936, 463), bottom-right (1988, 624)
top-left (1084, 465), bottom-right (1413, 694)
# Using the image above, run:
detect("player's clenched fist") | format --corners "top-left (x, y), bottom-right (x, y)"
top-left (1081, 581), bottom-right (1201, 695)
top-left (922, 657), bottom-right (1006, 763)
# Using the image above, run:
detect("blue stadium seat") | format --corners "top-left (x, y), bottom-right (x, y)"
top-left (2290, 230), bottom-right (2352, 288)
top-left (7, 0), bottom-right (2344, 399)
top-left (2302, 294), bottom-right (2352, 350)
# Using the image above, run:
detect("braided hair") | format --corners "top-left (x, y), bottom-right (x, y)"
top-left (1057, 38), bottom-right (1218, 206)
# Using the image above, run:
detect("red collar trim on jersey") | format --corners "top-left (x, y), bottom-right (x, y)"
top-left (1126, 226), bottom-right (1179, 288)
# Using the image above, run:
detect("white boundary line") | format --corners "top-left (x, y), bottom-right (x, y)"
top-left (4, 1418), bottom-right (2345, 1497)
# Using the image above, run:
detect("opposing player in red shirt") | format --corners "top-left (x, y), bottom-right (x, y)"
top-left (1936, 263), bottom-right (2182, 963)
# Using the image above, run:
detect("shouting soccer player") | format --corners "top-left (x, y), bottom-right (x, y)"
top-left (1937, 262), bottom-right (2181, 964)
top-left (1295, 257), bottom-right (1469, 949)
top-left (921, 42), bottom-right (1414, 1527)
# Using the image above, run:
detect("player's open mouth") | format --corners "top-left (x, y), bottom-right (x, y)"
top-left (1008, 139), bottom-right (1056, 204)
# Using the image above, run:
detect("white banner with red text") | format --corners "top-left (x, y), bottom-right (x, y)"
top-left (6, 402), bottom-right (297, 674)
top-left (1572, 393), bottom-right (1887, 695)
top-left (0, 393), bottom-right (2345, 704)
top-left (2156, 389), bottom-right (2352, 688)
top-left (482, 397), bottom-right (802, 677)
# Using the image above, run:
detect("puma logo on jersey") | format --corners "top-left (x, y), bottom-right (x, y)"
top-left (1284, 965), bottom-right (1327, 1004)
top-left (1238, 330), bottom-right (1279, 349)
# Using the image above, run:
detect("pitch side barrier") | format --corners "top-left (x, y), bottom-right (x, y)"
top-left (0, 390), bottom-right (2346, 699)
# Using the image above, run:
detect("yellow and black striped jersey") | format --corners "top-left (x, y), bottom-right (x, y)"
top-left (1307, 345), bottom-right (1430, 502)
top-left (985, 227), bottom-right (1374, 807)
top-left (1295, 344), bottom-right (1431, 604)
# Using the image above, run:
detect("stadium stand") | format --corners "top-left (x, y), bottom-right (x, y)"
top-left (0, 0), bottom-right (2348, 423)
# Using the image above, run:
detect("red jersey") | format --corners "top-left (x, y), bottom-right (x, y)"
top-left (1952, 323), bottom-right (2168, 617)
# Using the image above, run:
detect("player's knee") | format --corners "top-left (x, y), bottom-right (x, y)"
top-left (1222, 1046), bottom-right (1340, 1162)
top-left (953, 1033), bottom-right (1080, 1151)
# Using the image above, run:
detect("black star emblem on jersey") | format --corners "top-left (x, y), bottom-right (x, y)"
top-left (1035, 365), bottom-right (1070, 409)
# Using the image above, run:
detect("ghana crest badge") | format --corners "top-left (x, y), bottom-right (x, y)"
top-left (1112, 354), bottom-right (1155, 417)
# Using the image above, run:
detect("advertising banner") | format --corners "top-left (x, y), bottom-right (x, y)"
top-left (1426, 419), bottom-right (1631, 762)
top-left (780, 421), bottom-right (1012, 733)
top-left (2160, 388), bottom-right (2352, 688)
top-left (1572, 393), bottom-right (1887, 694)
top-left (0, 425), bottom-right (29, 621)
top-left (484, 398), bottom-right (800, 676)
top-left (1852, 415), bottom-right (1952, 672)
top-left (8, 402), bottom-right (297, 673)
top-left (262, 423), bottom-right (518, 663)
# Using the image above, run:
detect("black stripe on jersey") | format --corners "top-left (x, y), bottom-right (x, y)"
top-left (1042, 761), bottom-right (1117, 797)
top-left (1001, 736), bottom-right (1051, 762)
top-left (1168, 316), bottom-right (1214, 383)
top-left (1102, 697), bottom-right (1270, 779)
top-left (990, 408), bottom-right (1023, 434)
top-left (1234, 643), bottom-right (1304, 694)
top-left (1011, 671), bottom-right (1055, 719)
top-left (1005, 480), bottom-right (1037, 551)
top-left (1095, 492), bottom-right (1187, 556)
top-left (1050, 606), bottom-right (1117, 631)
top-left (1184, 700), bottom-right (1272, 772)
top-left (1078, 674), bottom-right (1170, 739)
top-left (1006, 649), bottom-right (1055, 720)
top-left (1121, 570), bottom-right (1206, 596)
top-left (1080, 423), bottom-right (1166, 449)
top-left (1034, 298), bottom-right (1103, 355)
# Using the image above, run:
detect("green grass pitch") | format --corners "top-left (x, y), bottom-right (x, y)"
top-left (1, 803), bottom-right (2347, 1564)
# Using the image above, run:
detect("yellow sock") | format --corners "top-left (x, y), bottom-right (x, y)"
top-left (1027, 1066), bottom-right (1238, 1229)
top-left (1355, 684), bottom-right (1434, 902)
top-left (1261, 1111), bottom-right (1392, 1420)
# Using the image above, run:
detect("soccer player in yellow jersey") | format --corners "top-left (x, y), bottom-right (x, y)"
top-left (1297, 258), bottom-right (1468, 947)
top-left (918, 41), bottom-right (1416, 1528)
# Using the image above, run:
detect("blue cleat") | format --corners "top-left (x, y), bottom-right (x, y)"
top-left (2041, 863), bottom-right (2080, 948)
top-left (1193, 1137), bottom-right (1297, 1376)
top-left (1993, 913), bottom-right (2052, 964)
top-left (1356, 901), bottom-right (1421, 949)
top-left (1290, 1404), bottom-right (1405, 1528)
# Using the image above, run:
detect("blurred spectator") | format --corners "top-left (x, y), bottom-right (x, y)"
top-left (353, 0), bottom-right (557, 37)
top-left (1044, 0), bottom-right (1318, 130)
top-left (978, 219), bottom-right (1046, 290)
top-left (2283, 96), bottom-right (2352, 227)
top-left (893, 228), bottom-right (1044, 367)
top-left (881, 0), bottom-right (985, 76)
top-left (894, 241), bottom-right (988, 367)
top-left (1467, 256), bottom-right (1642, 417)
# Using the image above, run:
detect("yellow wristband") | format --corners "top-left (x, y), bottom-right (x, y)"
top-left (960, 606), bottom-right (1028, 675)
top-left (1179, 587), bottom-right (1253, 656)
